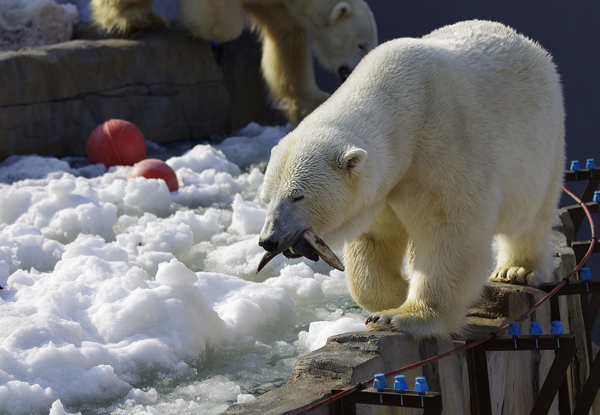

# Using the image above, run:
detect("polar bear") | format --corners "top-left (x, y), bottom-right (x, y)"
top-left (89, 0), bottom-right (378, 124)
top-left (257, 20), bottom-right (565, 339)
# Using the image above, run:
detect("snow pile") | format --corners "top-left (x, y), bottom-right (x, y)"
top-left (0, 123), bottom-right (367, 415)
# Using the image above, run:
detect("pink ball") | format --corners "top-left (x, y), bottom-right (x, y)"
top-left (87, 119), bottom-right (146, 167)
top-left (127, 158), bottom-right (179, 192)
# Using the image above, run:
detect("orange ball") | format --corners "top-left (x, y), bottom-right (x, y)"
top-left (87, 119), bottom-right (146, 167)
top-left (127, 159), bottom-right (179, 192)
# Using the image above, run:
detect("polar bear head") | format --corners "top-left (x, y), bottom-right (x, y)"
top-left (286, 0), bottom-right (378, 81)
top-left (257, 126), bottom-right (370, 272)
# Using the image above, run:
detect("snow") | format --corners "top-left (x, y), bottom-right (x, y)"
top-left (0, 123), bottom-right (368, 415)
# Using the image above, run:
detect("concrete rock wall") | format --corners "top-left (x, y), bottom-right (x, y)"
top-left (0, 28), bottom-right (284, 162)
top-left (0, 0), bottom-right (78, 52)
top-left (0, 30), bottom-right (230, 160)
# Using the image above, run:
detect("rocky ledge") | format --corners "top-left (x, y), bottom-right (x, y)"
top-left (0, 28), bottom-right (283, 161)
top-left (223, 210), bottom-right (596, 415)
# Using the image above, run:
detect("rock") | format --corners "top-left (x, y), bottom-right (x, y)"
top-left (0, 0), bottom-right (78, 52)
top-left (223, 213), bottom-right (589, 415)
top-left (0, 26), bottom-right (286, 162)
top-left (223, 285), bottom-right (563, 415)
top-left (215, 32), bottom-right (288, 131)
top-left (0, 29), bottom-right (233, 160)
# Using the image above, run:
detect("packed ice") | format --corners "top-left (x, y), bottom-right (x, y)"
top-left (0, 123), bottom-right (368, 415)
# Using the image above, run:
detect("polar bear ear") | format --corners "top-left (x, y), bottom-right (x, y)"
top-left (329, 2), bottom-right (352, 23)
top-left (337, 147), bottom-right (367, 171)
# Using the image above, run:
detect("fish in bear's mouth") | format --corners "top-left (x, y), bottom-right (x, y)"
top-left (256, 230), bottom-right (344, 274)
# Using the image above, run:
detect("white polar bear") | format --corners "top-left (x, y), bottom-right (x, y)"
top-left (257, 20), bottom-right (565, 339)
top-left (89, 0), bottom-right (378, 124)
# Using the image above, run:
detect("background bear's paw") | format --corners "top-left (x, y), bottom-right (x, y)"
top-left (277, 92), bottom-right (330, 124)
top-left (96, 11), bottom-right (168, 36)
top-left (490, 266), bottom-right (536, 285)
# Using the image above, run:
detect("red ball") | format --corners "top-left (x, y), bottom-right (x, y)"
top-left (127, 159), bottom-right (179, 192)
top-left (87, 119), bottom-right (146, 167)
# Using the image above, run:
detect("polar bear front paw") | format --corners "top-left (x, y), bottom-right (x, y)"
top-left (489, 266), bottom-right (539, 286)
top-left (365, 312), bottom-right (395, 330)
top-left (366, 311), bottom-right (432, 334)
top-left (365, 305), bottom-right (455, 340)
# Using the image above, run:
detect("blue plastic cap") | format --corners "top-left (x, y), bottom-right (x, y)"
top-left (586, 158), bottom-right (596, 169)
top-left (580, 267), bottom-right (593, 280)
top-left (594, 191), bottom-right (600, 203)
top-left (551, 321), bottom-right (565, 337)
top-left (571, 160), bottom-right (580, 171)
top-left (529, 321), bottom-right (543, 337)
top-left (394, 375), bottom-right (408, 392)
top-left (373, 373), bottom-right (387, 391)
top-left (508, 322), bottom-right (521, 338)
top-left (414, 376), bottom-right (429, 395)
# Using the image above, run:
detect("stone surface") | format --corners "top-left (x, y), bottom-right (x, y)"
top-left (0, 13), bottom-right (287, 163)
top-left (214, 33), bottom-right (288, 131)
top-left (0, 0), bottom-right (78, 52)
top-left (223, 285), bottom-right (563, 415)
top-left (222, 214), bottom-right (593, 415)
top-left (0, 27), bottom-right (283, 162)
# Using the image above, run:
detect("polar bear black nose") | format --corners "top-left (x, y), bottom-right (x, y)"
top-left (259, 238), bottom-right (278, 253)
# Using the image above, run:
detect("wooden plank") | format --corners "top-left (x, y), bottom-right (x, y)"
top-left (572, 347), bottom-right (600, 415)
top-left (540, 279), bottom-right (600, 295)
top-left (564, 167), bottom-right (600, 182)
top-left (332, 388), bottom-right (442, 412)
top-left (476, 335), bottom-right (575, 352)
top-left (530, 347), bottom-right (576, 415)
top-left (466, 345), bottom-right (492, 415)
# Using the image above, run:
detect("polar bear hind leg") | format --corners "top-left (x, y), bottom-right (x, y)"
top-left (344, 205), bottom-right (410, 312)
top-left (490, 165), bottom-right (563, 287)
top-left (491, 230), bottom-right (552, 286)
top-left (90, 0), bottom-right (167, 35)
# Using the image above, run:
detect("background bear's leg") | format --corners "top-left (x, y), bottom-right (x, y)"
top-left (246, 4), bottom-right (329, 124)
top-left (344, 205), bottom-right (410, 312)
top-left (91, 0), bottom-right (167, 35)
top-left (181, 0), bottom-right (245, 43)
top-left (366, 212), bottom-right (495, 339)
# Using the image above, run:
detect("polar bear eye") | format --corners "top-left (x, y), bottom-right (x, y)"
top-left (291, 189), bottom-right (304, 202)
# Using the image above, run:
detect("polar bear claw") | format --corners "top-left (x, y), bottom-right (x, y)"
top-left (490, 267), bottom-right (541, 286)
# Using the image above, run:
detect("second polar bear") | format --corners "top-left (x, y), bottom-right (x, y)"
top-left (90, 0), bottom-right (378, 124)
top-left (257, 20), bottom-right (565, 339)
